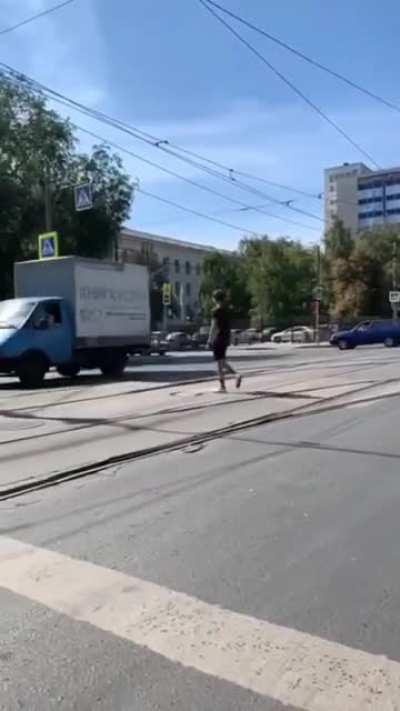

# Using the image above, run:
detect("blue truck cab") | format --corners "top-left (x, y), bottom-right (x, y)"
top-left (0, 297), bottom-right (74, 387)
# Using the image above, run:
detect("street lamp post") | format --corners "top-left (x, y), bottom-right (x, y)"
top-left (314, 245), bottom-right (322, 345)
top-left (392, 241), bottom-right (399, 321)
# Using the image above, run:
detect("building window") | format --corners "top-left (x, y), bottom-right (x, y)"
top-left (359, 210), bottom-right (383, 219)
top-left (359, 180), bottom-right (383, 191)
top-left (185, 261), bottom-right (191, 275)
top-left (358, 197), bottom-right (383, 206)
top-left (387, 208), bottom-right (400, 216)
top-left (175, 281), bottom-right (181, 298)
top-left (186, 283), bottom-right (191, 297)
top-left (386, 193), bottom-right (400, 202)
top-left (384, 179), bottom-right (400, 188)
top-left (174, 259), bottom-right (180, 274)
top-left (329, 184), bottom-right (335, 192)
top-left (196, 264), bottom-right (201, 276)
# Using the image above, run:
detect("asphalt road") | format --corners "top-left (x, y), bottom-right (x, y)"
top-left (0, 343), bottom-right (359, 393)
top-left (2, 342), bottom-right (400, 709)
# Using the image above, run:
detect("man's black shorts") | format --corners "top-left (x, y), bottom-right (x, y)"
top-left (213, 338), bottom-right (228, 361)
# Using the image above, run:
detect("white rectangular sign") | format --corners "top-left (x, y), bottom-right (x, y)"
top-left (389, 291), bottom-right (400, 304)
top-left (75, 262), bottom-right (150, 340)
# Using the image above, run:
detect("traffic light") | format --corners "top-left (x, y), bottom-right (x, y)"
top-left (162, 282), bottom-right (172, 306)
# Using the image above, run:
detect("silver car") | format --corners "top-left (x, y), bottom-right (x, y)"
top-left (271, 326), bottom-right (313, 344)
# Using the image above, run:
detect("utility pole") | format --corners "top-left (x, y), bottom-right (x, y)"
top-left (314, 244), bottom-right (321, 345)
top-left (392, 241), bottom-right (399, 320)
top-left (43, 172), bottom-right (53, 231)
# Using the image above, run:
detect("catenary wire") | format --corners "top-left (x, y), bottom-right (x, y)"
top-left (0, 0), bottom-right (75, 36)
top-left (0, 73), bottom-right (275, 237)
top-left (76, 123), bottom-right (321, 232)
top-left (202, 0), bottom-right (400, 118)
top-left (0, 61), bottom-right (325, 220)
top-left (197, 0), bottom-right (380, 169)
top-left (0, 65), bottom-right (322, 229)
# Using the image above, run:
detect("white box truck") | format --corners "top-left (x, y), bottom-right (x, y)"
top-left (0, 257), bottom-right (151, 386)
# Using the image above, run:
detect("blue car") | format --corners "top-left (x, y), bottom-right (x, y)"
top-left (330, 320), bottom-right (400, 350)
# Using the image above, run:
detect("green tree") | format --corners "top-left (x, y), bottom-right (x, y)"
top-left (200, 251), bottom-right (251, 321)
top-left (324, 218), bottom-right (354, 261)
top-left (326, 226), bottom-right (400, 320)
top-left (60, 147), bottom-right (133, 260)
top-left (241, 236), bottom-right (315, 327)
top-left (0, 79), bottom-right (133, 298)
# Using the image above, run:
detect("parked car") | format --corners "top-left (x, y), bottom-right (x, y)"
top-left (231, 329), bottom-right (242, 346)
top-left (238, 328), bottom-right (261, 345)
top-left (150, 331), bottom-right (168, 355)
top-left (330, 320), bottom-right (400, 350)
top-left (191, 327), bottom-right (210, 349)
top-left (272, 326), bottom-right (313, 344)
top-left (260, 327), bottom-right (278, 342)
top-left (166, 331), bottom-right (193, 350)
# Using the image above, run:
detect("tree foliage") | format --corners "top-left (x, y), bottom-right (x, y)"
top-left (200, 239), bottom-right (317, 327)
top-left (240, 237), bottom-right (316, 327)
top-left (324, 219), bottom-right (400, 320)
top-left (200, 251), bottom-right (251, 320)
top-left (0, 79), bottom-right (133, 298)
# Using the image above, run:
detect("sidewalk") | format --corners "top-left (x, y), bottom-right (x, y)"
top-left (245, 341), bottom-right (330, 351)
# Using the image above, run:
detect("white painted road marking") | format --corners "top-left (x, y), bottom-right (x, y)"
top-left (1, 536), bottom-right (399, 710)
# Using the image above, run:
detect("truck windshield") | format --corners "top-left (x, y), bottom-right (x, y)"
top-left (0, 300), bottom-right (35, 329)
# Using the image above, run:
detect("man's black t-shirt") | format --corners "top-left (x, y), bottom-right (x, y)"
top-left (212, 305), bottom-right (231, 345)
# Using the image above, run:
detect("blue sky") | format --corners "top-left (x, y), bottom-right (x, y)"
top-left (2, 0), bottom-right (400, 249)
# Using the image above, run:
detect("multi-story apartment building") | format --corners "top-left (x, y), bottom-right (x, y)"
top-left (325, 163), bottom-right (400, 234)
top-left (119, 227), bottom-right (228, 324)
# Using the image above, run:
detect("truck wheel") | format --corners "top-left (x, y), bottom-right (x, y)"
top-left (100, 354), bottom-right (127, 378)
top-left (17, 356), bottom-right (47, 388)
top-left (57, 364), bottom-right (81, 378)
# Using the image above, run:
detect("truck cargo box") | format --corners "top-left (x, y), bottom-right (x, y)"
top-left (14, 257), bottom-right (150, 348)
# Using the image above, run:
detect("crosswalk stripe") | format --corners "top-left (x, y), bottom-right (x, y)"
top-left (1, 535), bottom-right (399, 709)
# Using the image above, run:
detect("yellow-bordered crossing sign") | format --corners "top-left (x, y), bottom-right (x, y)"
top-left (38, 232), bottom-right (59, 260)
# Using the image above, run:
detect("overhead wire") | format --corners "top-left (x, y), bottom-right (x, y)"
top-left (0, 72), bottom-right (274, 238)
top-left (139, 200), bottom-right (278, 231)
top-left (75, 124), bottom-right (320, 232)
top-left (0, 61), bottom-right (324, 223)
top-left (161, 142), bottom-right (322, 200)
top-left (0, 62), bottom-right (323, 230)
top-left (135, 187), bottom-right (261, 236)
top-left (0, 0), bottom-right (75, 36)
top-left (197, 0), bottom-right (380, 169)
top-left (201, 0), bottom-right (400, 118)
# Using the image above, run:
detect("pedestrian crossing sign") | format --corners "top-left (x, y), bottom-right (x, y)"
top-left (38, 232), bottom-right (59, 260)
top-left (74, 183), bottom-right (93, 212)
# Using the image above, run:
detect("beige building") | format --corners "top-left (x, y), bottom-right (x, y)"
top-left (325, 162), bottom-right (400, 234)
top-left (119, 228), bottom-right (228, 324)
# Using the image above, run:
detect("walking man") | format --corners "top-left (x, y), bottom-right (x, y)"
top-left (208, 289), bottom-right (242, 393)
